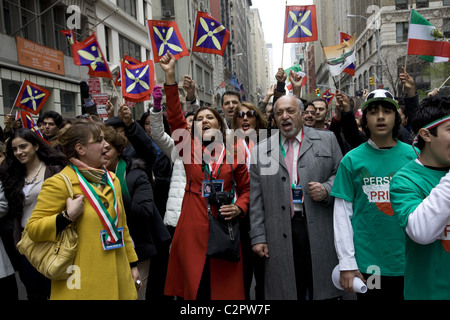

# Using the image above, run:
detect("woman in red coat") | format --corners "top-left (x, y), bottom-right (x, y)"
top-left (160, 52), bottom-right (250, 300)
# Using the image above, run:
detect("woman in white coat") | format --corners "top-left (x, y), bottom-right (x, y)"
top-left (149, 85), bottom-right (195, 236)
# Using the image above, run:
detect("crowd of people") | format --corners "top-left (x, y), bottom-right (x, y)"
top-left (0, 50), bottom-right (449, 301)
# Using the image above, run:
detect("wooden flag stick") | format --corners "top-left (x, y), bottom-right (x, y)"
top-left (187, 50), bottom-right (193, 78)
top-left (438, 74), bottom-right (450, 90)
top-left (281, 0), bottom-right (288, 68)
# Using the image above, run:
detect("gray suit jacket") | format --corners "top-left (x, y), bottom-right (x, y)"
top-left (249, 126), bottom-right (343, 300)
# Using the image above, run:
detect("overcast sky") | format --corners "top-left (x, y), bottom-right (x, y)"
top-left (250, 0), bottom-right (313, 76)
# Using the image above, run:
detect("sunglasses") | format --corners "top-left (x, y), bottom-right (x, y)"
top-left (237, 110), bottom-right (257, 118)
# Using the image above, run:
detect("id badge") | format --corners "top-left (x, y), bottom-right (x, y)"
top-left (292, 185), bottom-right (303, 204)
top-left (100, 228), bottom-right (124, 250)
top-left (202, 179), bottom-right (224, 197)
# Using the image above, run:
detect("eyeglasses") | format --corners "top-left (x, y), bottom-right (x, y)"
top-left (237, 110), bottom-right (257, 118)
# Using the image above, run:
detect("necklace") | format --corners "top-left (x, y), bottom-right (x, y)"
top-left (25, 161), bottom-right (44, 185)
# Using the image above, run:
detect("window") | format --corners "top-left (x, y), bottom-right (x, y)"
top-left (445, 0), bottom-right (450, 6)
top-left (416, 0), bottom-right (429, 8)
top-left (2, 80), bottom-right (21, 109)
top-left (444, 19), bottom-right (450, 38)
top-left (161, 0), bottom-right (175, 18)
top-left (119, 34), bottom-right (141, 61)
top-left (60, 90), bottom-right (76, 118)
top-left (396, 22), bottom-right (409, 43)
top-left (105, 26), bottom-right (111, 62)
top-left (395, 0), bottom-right (408, 10)
top-left (117, 0), bottom-right (136, 18)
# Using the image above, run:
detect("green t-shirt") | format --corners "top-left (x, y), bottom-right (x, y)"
top-left (390, 159), bottom-right (449, 299)
top-left (331, 141), bottom-right (416, 276)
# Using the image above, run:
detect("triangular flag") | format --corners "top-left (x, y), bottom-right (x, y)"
top-left (72, 33), bottom-right (112, 79)
top-left (407, 9), bottom-right (450, 62)
top-left (121, 60), bottom-right (155, 102)
top-left (147, 20), bottom-right (189, 63)
top-left (284, 5), bottom-right (318, 43)
top-left (13, 80), bottom-right (50, 115)
top-left (322, 89), bottom-right (335, 105)
top-left (192, 11), bottom-right (230, 56)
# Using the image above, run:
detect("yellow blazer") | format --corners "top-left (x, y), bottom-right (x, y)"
top-left (26, 165), bottom-right (138, 300)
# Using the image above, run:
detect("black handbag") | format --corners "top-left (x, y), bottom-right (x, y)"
top-left (204, 163), bottom-right (240, 262)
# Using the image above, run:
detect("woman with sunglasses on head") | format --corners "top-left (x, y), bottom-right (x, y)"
top-left (231, 102), bottom-right (267, 300)
top-left (159, 51), bottom-right (250, 300)
top-left (25, 120), bottom-right (140, 300)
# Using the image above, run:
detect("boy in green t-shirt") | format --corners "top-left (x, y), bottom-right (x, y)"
top-left (331, 89), bottom-right (416, 300)
top-left (390, 96), bottom-right (450, 300)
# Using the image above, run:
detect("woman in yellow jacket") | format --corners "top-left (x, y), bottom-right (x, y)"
top-left (26, 120), bottom-right (140, 300)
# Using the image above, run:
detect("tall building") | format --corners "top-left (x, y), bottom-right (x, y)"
top-left (0, 0), bottom-right (154, 123)
top-left (311, 0), bottom-right (450, 99)
top-left (249, 8), bottom-right (268, 102)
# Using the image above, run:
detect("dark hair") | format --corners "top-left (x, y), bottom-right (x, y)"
top-left (185, 111), bottom-right (195, 119)
top-left (360, 101), bottom-right (402, 139)
top-left (40, 110), bottom-right (63, 127)
top-left (221, 91), bottom-right (241, 106)
top-left (411, 95), bottom-right (450, 150)
top-left (231, 102), bottom-right (268, 132)
top-left (58, 119), bottom-right (105, 159)
top-left (0, 128), bottom-right (67, 217)
top-left (193, 106), bottom-right (227, 142)
top-left (103, 125), bottom-right (126, 155)
top-left (138, 111), bottom-right (171, 135)
top-left (312, 98), bottom-right (328, 109)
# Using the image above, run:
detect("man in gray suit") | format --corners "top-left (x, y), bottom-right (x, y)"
top-left (249, 95), bottom-right (343, 300)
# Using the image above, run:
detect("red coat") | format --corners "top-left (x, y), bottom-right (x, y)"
top-left (163, 84), bottom-right (250, 300)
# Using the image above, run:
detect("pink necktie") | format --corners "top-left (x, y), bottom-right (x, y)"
top-left (285, 138), bottom-right (295, 217)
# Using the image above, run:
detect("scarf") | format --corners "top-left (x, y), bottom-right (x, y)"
top-left (70, 158), bottom-right (108, 191)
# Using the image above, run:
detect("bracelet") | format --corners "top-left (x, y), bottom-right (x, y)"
top-left (62, 210), bottom-right (73, 222)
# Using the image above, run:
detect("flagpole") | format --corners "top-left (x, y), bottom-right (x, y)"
top-left (187, 50), bottom-right (193, 78)
top-left (438, 74), bottom-right (450, 90)
top-left (281, 0), bottom-right (288, 68)
top-left (9, 80), bottom-right (25, 115)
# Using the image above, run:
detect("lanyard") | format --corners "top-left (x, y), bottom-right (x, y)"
top-left (205, 145), bottom-right (225, 179)
top-left (72, 165), bottom-right (121, 243)
top-left (115, 158), bottom-right (130, 198)
top-left (280, 130), bottom-right (303, 187)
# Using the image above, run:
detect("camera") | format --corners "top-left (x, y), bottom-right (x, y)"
top-left (209, 191), bottom-right (233, 209)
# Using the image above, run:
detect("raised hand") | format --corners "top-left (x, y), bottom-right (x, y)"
top-left (183, 75), bottom-right (196, 101)
top-left (159, 51), bottom-right (176, 84)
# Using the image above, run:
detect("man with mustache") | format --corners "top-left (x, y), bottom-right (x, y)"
top-left (249, 94), bottom-right (343, 300)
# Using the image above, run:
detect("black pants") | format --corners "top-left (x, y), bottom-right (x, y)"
top-left (291, 211), bottom-right (313, 300)
top-left (357, 273), bottom-right (404, 300)
top-left (0, 273), bottom-right (18, 300)
top-left (18, 254), bottom-right (50, 300)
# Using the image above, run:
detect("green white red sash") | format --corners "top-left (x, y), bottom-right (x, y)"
top-left (72, 165), bottom-right (121, 243)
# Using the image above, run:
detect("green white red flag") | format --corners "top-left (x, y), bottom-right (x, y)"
top-left (407, 9), bottom-right (450, 62)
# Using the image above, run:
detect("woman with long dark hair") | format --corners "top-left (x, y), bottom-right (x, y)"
top-left (0, 128), bottom-right (67, 300)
